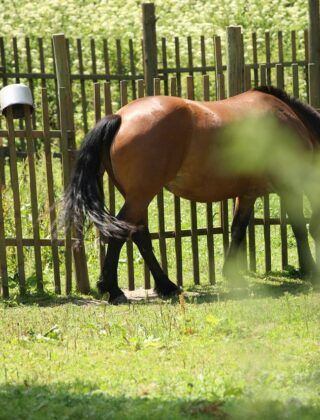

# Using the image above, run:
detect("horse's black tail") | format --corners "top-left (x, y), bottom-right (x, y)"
top-left (253, 85), bottom-right (320, 143)
top-left (63, 115), bottom-right (135, 240)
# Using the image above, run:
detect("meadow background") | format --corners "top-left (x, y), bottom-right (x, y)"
top-left (1, 0), bottom-right (307, 39)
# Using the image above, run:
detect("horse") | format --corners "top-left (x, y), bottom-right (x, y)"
top-left (64, 85), bottom-right (320, 304)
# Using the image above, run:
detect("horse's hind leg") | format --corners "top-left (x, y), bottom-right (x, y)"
top-left (97, 237), bottom-right (126, 304)
top-left (98, 197), bottom-right (179, 303)
top-left (97, 201), bottom-right (130, 304)
top-left (223, 195), bottom-right (256, 285)
top-left (123, 198), bottom-right (180, 297)
top-left (132, 226), bottom-right (180, 297)
top-left (309, 210), bottom-right (320, 284)
top-left (281, 192), bottom-right (316, 278)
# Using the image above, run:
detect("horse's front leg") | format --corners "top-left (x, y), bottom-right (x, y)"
top-left (132, 226), bottom-right (181, 297)
top-left (132, 223), bottom-right (180, 297)
top-left (304, 192), bottom-right (320, 284)
top-left (223, 195), bottom-right (256, 286)
top-left (309, 211), bottom-right (320, 285)
top-left (281, 191), bottom-right (316, 279)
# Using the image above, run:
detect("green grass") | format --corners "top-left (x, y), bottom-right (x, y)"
top-left (1, 282), bottom-right (320, 419)
top-left (2, 112), bottom-right (319, 420)
top-left (2, 74), bottom-right (318, 419)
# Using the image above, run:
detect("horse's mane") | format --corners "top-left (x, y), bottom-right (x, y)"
top-left (253, 85), bottom-right (320, 143)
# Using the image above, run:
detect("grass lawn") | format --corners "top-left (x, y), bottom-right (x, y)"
top-left (1, 279), bottom-right (319, 420)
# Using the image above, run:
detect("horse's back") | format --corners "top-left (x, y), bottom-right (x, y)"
top-left (108, 91), bottom-right (313, 204)
top-left (166, 90), bottom-right (311, 202)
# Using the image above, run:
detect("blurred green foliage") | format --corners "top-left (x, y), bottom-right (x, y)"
top-left (0, 0), bottom-right (307, 39)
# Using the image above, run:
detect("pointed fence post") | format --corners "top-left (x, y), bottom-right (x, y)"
top-left (308, 1), bottom-right (320, 266)
top-left (226, 26), bottom-right (244, 97)
top-left (308, 0), bottom-right (320, 108)
top-left (52, 33), bottom-right (90, 294)
top-left (142, 3), bottom-right (158, 96)
top-left (226, 26), bottom-right (247, 270)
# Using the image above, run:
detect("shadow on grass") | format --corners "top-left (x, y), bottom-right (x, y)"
top-left (1, 269), bottom-right (318, 308)
top-left (0, 383), bottom-right (226, 420)
top-left (184, 271), bottom-right (316, 304)
top-left (0, 383), bottom-right (319, 420)
top-left (0, 382), bottom-right (320, 420)
top-left (0, 291), bottom-right (100, 308)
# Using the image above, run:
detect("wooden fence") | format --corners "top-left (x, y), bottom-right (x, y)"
top-left (1, 3), bottom-right (319, 134)
top-left (1, 2), bottom-right (320, 298)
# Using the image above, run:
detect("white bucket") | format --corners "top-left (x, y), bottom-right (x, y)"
top-left (0, 84), bottom-right (34, 118)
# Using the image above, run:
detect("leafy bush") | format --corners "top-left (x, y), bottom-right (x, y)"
top-left (0, 0), bottom-right (308, 39)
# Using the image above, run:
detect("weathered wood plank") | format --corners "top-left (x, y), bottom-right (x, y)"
top-left (24, 105), bottom-right (43, 291)
top-left (203, 74), bottom-right (215, 283)
top-left (187, 76), bottom-right (200, 284)
top-left (6, 108), bottom-right (26, 293)
top-left (120, 80), bottom-right (135, 290)
top-left (0, 136), bottom-right (8, 298)
top-left (41, 88), bottom-right (61, 294)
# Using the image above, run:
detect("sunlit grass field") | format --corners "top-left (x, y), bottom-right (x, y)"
top-left (1, 156), bottom-right (320, 419)
top-left (1, 284), bottom-right (320, 419)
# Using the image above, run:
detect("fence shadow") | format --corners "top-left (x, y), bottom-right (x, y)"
top-left (0, 291), bottom-right (99, 308)
top-left (1, 271), bottom-right (316, 308)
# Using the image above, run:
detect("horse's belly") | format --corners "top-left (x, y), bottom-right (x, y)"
top-left (165, 101), bottom-right (271, 202)
top-left (166, 173), bottom-right (252, 202)
top-left (165, 143), bottom-right (270, 202)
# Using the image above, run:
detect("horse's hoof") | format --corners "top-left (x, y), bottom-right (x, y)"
top-left (96, 280), bottom-right (128, 304)
top-left (155, 282), bottom-right (182, 299)
top-left (96, 279), bottom-right (107, 294)
top-left (109, 293), bottom-right (128, 305)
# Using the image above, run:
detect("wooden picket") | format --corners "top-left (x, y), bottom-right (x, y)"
top-left (41, 88), bottom-right (61, 294)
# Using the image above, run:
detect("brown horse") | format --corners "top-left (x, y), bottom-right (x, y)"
top-left (64, 86), bottom-right (320, 303)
